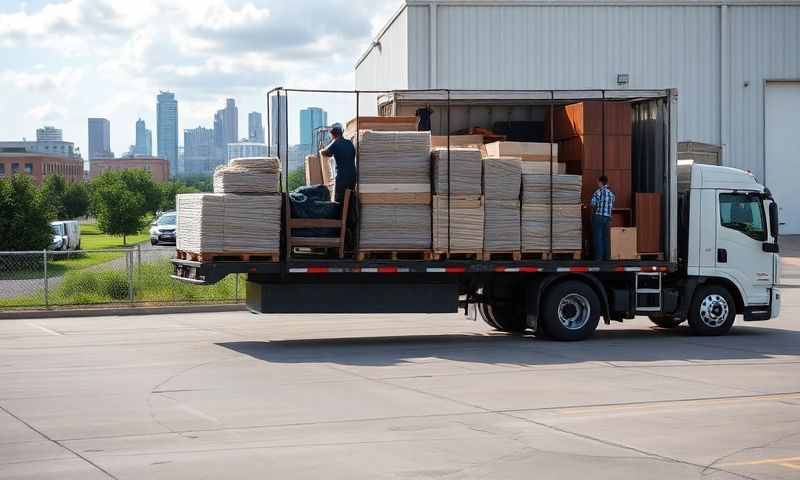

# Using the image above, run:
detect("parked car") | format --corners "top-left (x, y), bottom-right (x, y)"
top-left (150, 211), bottom-right (177, 245)
top-left (49, 221), bottom-right (81, 251)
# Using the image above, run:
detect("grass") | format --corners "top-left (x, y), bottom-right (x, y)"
top-left (0, 259), bottom-right (242, 308)
top-left (79, 222), bottom-right (150, 250)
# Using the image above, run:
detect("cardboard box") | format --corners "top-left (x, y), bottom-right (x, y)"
top-left (319, 151), bottom-right (335, 190)
top-left (304, 154), bottom-right (323, 186)
top-left (344, 116), bottom-right (417, 139)
top-left (485, 141), bottom-right (558, 162)
top-left (611, 227), bottom-right (638, 260)
top-left (431, 135), bottom-right (484, 148)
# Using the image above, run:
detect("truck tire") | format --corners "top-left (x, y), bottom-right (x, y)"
top-left (688, 285), bottom-right (736, 336)
top-left (541, 280), bottom-right (601, 341)
top-left (649, 316), bottom-right (684, 329)
top-left (479, 303), bottom-right (527, 333)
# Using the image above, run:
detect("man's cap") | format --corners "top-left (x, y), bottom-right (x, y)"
top-left (330, 123), bottom-right (343, 135)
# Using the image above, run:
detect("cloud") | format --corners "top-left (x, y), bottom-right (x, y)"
top-left (0, 68), bottom-right (82, 92)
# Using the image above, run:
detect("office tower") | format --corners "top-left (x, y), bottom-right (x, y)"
top-left (157, 91), bottom-right (178, 176)
top-left (299, 107), bottom-right (327, 147)
top-left (87, 118), bottom-right (112, 160)
top-left (184, 127), bottom-right (215, 174)
top-left (248, 112), bottom-right (265, 143)
top-left (134, 118), bottom-right (153, 156)
top-left (270, 95), bottom-right (287, 159)
top-left (36, 126), bottom-right (63, 142)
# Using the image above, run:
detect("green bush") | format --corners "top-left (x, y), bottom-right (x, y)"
top-left (100, 271), bottom-right (129, 300)
top-left (58, 270), bottom-right (101, 298)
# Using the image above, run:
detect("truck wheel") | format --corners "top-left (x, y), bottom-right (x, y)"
top-left (479, 303), bottom-right (527, 333)
top-left (649, 316), bottom-right (684, 329)
top-left (688, 285), bottom-right (736, 336)
top-left (542, 281), bottom-right (601, 341)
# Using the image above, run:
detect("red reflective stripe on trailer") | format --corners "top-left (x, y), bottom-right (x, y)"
top-left (378, 266), bottom-right (398, 273)
top-left (569, 267), bottom-right (590, 273)
top-left (615, 267), bottom-right (626, 272)
top-left (446, 267), bottom-right (466, 273)
top-left (520, 266), bottom-right (542, 272)
top-left (307, 267), bottom-right (328, 273)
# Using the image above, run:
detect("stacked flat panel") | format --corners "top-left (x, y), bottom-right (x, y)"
top-left (359, 204), bottom-right (431, 250)
top-left (431, 147), bottom-right (482, 195)
top-left (482, 156), bottom-right (521, 201)
top-left (484, 200), bottom-right (521, 253)
top-left (521, 204), bottom-right (582, 252)
top-left (432, 195), bottom-right (484, 253)
top-left (213, 157), bottom-right (281, 194)
top-left (522, 174), bottom-right (582, 204)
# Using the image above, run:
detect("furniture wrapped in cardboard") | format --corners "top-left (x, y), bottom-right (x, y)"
top-left (635, 192), bottom-right (662, 255)
top-left (176, 193), bottom-right (281, 255)
top-left (484, 200), bottom-right (521, 252)
top-left (212, 157), bottom-right (280, 194)
top-left (345, 116), bottom-right (417, 140)
top-left (358, 130), bottom-right (431, 184)
top-left (319, 151), bottom-right (335, 192)
top-left (359, 204), bottom-right (432, 250)
top-left (610, 227), bottom-right (638, 260)
top-left (431, 147), bottom-right (482, 195)
top-left (432, 195), bottom-right (484, 253)
top-left (521, 204), bottom-right (582, 252)
top-left (305, 154), bottom-right (323, 185)
top-left (483, 156), bottom-right (521, 201)
top-left (522, 174), bottom-right (581, 205)
top-left (485, 141), bottom-right (559, 162)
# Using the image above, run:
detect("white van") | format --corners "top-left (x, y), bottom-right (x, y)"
top-left (50, 221), bottom-right (81, 251)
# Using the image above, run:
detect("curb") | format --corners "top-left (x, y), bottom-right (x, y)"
top-left (0, 303), bottom-right (247, 320)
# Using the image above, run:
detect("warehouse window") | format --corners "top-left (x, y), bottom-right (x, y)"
top-left (0, 163), bottom-right (4, 175)
top-left (11, 163), bottom-right (19, 173)
top-left (24, 163), bottom-right (33, 174)
top-left (719, 193), bottom-right (766, 241)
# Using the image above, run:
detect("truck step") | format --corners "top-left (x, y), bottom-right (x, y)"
top-left (176, 250), bottom-right (280, 263)
top-left (356, 249), bottom-right (434, 261)
top-left (521, 250), bottom-right (582, 260)
top-left (433, 250), bottom-right (483, 261)
top-left (482, 251), bottom-right (522, 262)
top-left (639, 252), bottom-right (665, 261)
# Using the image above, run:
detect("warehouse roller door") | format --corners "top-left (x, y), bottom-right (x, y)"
top-left (765, 82), bottom-right (800, 235)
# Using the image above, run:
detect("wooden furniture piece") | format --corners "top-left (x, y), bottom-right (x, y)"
top-left (635, 192), bottom-right (663, 257)
top-left (285, 189), bottom-right (351, 259)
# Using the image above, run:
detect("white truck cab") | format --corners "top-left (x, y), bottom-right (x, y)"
top-left (680, 161), bottom-right (781, 325)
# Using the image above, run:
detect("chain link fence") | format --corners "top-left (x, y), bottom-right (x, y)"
top-left (0, 245), bottom-right (243, 309)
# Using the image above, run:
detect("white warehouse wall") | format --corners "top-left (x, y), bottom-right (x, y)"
top-left (355, 1), bottom-right (800, 181)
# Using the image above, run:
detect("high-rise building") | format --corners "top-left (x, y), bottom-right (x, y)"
top-left (156, 91), bottom-right (178, 177)
top-left (36, 126), bottom-right (63, 142)
top-left (213, 98), bottom-right (238, 148)
top-left (227, 141), bottom-right (268, 164)
top-left (184, 127), bottom-right (215, 174)
top-left (299, 107), bottom-right (327, 147)
top-left (87, 118), bottom-right (112, 160)
top-left (248, 112), bottom-right (265, 143)
top-left (134, 118), bottom-right (153, 156)
top-left (270, 95), bottom-right (288, 159)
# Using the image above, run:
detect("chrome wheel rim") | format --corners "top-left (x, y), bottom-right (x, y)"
top-left (558, 294), bottom-right (591, 330)
top-left (699, 294), bottom-right (729, 328)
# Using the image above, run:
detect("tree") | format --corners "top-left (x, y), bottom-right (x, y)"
top-left (158, 181), bottom-right (199, 211)
top-left (175, 173), bottom-right (213, 192)
top-left (62, 182), bottom-right (90, 219)
top-left (287, 166), bottom-right (305, 192)
top-left (0, 175), bottom-right (53, 251)
top-left (39, 174), bottom-right (66, 219)
top-left (90, 170), bottom-right (155, 245)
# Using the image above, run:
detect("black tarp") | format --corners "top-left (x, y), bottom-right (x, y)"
top-left (289, 185), bottom-right (341, 237)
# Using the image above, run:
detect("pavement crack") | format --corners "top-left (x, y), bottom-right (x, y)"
top-left (701, 429), bottom-right (800, 476)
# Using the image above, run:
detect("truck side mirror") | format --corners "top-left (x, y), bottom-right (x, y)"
top-left (769, 202), bottom-right (779, 239)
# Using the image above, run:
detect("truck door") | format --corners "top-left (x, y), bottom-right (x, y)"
top-left (715, 191), bottom-right (772, 305)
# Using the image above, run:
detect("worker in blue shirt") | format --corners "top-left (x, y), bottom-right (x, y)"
top-left (320, 124), bottom-right (356, 203)
top-left (590, 175), bottom-right (615, 260)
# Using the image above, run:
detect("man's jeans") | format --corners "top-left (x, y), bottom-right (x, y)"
top-left (592, 214), bottom-right (611, 260)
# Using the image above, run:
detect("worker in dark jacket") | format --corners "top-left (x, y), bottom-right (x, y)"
top-left (320, 123), bottom-right (356, 203)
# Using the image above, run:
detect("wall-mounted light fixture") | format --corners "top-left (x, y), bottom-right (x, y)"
top-left (617, 74), bottom-right (630, 86)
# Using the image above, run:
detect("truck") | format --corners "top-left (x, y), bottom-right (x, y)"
top-left (171, 88), bottom-right (781, 341)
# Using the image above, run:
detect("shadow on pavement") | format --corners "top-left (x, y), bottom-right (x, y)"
top-left (217, 324), bottom-right (800, 367)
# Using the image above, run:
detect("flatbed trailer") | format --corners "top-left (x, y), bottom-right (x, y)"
top-left (172, 88), bottom-right (781, 340)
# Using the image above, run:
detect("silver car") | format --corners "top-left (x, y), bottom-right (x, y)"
top-left (149, 211), bottom-right (177, 245)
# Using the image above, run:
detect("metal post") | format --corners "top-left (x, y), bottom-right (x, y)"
top-left (549, 92), bottom-right (554, 254)
top-left (128, 250), bottom-right (134, 303)
top-left (43, 249), bottom-right (48, 308)
top-left (235, 274), bottom-right (240, 302)
top-left (137, 243), bottom-right (142, 268)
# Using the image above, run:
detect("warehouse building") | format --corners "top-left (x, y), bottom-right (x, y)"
top-left (355, 0), bottom-right (800, 233)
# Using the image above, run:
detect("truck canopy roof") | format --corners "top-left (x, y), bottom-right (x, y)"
top-left (678, 161), bottom-right (763, 192)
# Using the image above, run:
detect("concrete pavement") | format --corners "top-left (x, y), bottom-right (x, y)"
top-left (1, 287), bottom-right (799, 479)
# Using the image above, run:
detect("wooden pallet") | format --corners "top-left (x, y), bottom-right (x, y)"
top-left (521, 250), bottom-right (582, 260)
top-left (176, 250), bottom-right (280, 263)
top-left (356, 249), bottom-right (434, 261)
top-left (433, 250), bottom-right (482, 261)
top-left (638, 252), bottom-right (665, 261)
top-left (482, 251), bottom-right (522, 261)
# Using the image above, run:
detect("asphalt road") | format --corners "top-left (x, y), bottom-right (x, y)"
top-left (1, 283), bottom-right (799, 479)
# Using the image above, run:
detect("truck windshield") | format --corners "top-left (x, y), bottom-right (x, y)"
top-left (719, 193), bottom-right (767, 241)
top-left (50, 224), bottom-right (65, 236)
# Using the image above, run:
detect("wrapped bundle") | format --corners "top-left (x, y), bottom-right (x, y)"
top-left (432, 196), bottom-right (484, 253)
top-left (360, 204), bottom-right (432, 250)
top-left (358, 130), bottom-right (431, 184)
top-left (522, 174), bottom-right (582, 204)
top-left (483, 157), bottom-right (521, 201)
top-left (431, 147), bottom-right (482, 195)
top-left (521, 162), bottom-right (566, 175)
top-left (522, 204), bottom-right (582, 251)
top-left (484, 200), bottom-right (521, 252)
top-left (213, 157), bottom-right (280, 194)
top-left (176, 193), bottom-right (281, 254)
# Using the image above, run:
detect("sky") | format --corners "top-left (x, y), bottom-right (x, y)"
top-left (0, 0), bottom-right (400, 158)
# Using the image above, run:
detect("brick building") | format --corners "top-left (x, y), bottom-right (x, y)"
top-left (0, 152), bottom-right (85, 184)
top-left (89, 156), bottom-right (170, 183)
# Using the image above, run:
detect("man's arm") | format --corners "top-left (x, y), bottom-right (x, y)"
top-left (590, 190), bottom-right (599, 207)
top-left (320, 140), bottom-right (335, 157)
